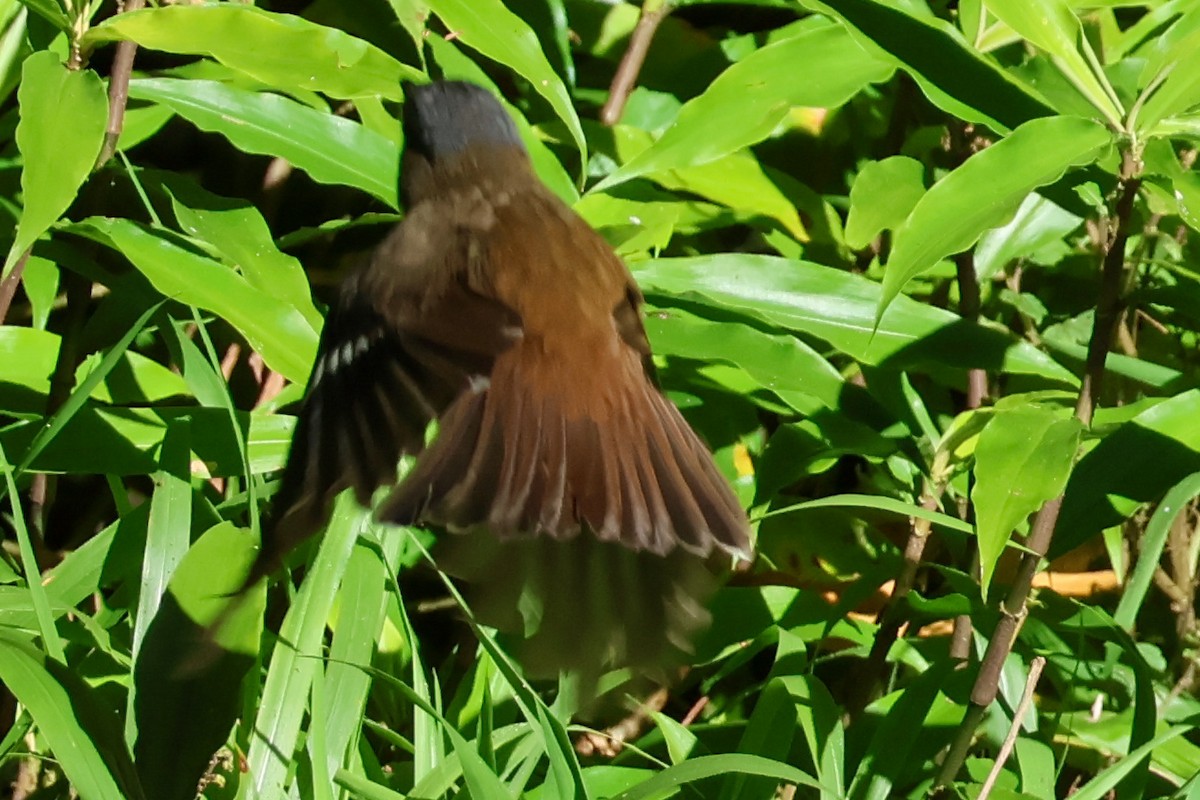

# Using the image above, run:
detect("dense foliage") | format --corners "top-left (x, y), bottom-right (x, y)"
top-left (2, 0), bottom-right (1200, 797)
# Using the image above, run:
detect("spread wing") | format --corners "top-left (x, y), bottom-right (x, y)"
top-left (247, 221), bottom-right (521, 587)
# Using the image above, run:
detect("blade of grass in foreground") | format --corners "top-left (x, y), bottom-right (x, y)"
top-left (245, 494), bottom-right (363, 798)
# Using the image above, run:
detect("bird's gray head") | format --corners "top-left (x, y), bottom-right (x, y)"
top-left (402, 80), bottom-right (524, 163)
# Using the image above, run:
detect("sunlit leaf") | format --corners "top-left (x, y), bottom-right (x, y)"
top-left (84, 4), bottom-right (420, 99)
top-left (0, 631), bottom-right (142, 799)
top-left (4, 51), bottom-right (107, 276)
top-left (983, 0), bottom-right (1122, 124)
top-left (133, 522), bottom-right (265, 800)
top-left (1056, 389), bottom-right (1200, 558)
top-left (972, 404), bottom-right (1082, 594)
top-left (880, 115), bottom-right (1112, 318)
top-left (801, 0), bottom-right (1055, 131)
top-left (70, 217), bottom-right (319, 384)
top-left (844, 156), bottom-right (925, 250)
top-left (595, 21), bottom-right (892, 191)
top-left (127, 78), bottom-right (398, 208)
top-left (634, 254), bottom-right (1079, 384)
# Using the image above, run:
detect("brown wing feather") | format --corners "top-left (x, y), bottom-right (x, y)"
top-left (249, 244), bottom-right (521, 589)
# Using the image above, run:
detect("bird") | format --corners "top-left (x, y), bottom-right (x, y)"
top-left (249, 79), bottom-right (752, 675)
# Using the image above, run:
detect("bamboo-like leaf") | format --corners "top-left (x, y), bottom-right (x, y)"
top-left (128, 78), bottom-right (398, 208)
top-left (844, 156), bottom-right (926, 250)
top-left (595, 22), bottom-right (892, 191)
top-left (801, 0), bottom-right (1055, 132)
top-left (879, 115), bottom-right (1112, 319)
top-left (71, 217), bottom-right (318, 384)
top-left (0, 631), bottom-right (143, 799)
top-left (84, 5), bottom-right (420, 100)
top-left (983, 0), bottom-right (1123, 125)
top-left (972, 405), bottom-right (1082, 594)
top-left (633, 254), bottom-right (1078, 384)
top-left (4, 51), bottom-right (107, 276)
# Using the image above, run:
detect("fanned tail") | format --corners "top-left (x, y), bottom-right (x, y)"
top-left (377, 352), bottom-right (750, 673)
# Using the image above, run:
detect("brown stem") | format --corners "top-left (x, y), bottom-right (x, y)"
top-left (600, 0), bottom-right (670, 126)
top-left (933, 152), bottom-right (1142, 790)
top-left (951, 251), bottom-right (985, 663)
top-left (24, 271), bottom-right (93, 564)
top-left (94, 0), bottom-right (146, 170)
top-left (950, 533), bottom-right (981, 663)
top-left (1074, 152), bottom-right (1142, 426)
top-left (0, 248), bottom-right (31, 324)
top-left (574, 686), bottom-right (669, 757)
top-left (954, 252), bottom-right (987, 408)
top-left (848, 485), bottom-right (944, 717)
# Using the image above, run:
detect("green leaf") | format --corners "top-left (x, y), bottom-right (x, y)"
top-left (983, 0), bottom-right (1122, 125)
top-left (127, 78), bottom-right (398, 208)
top-left (1055, 389), bottom-right (1200, 558)
top-left (0, 405), bottom-right (291, 478)
top-left (844, 156), bottom-right (925, 250)
top-left (18, 0), bottom-right (70, 31)
top-left (0, 630), bottom-right (143, 800)
top-left (973, 192), bottom-right (1083, 280)
top-left (1134, 24), bottom-right (1200, 131)
top-left (1170, 170), bottom-right (1200, 232)
top-left (4, 51), bottom-right (107, 275)
top-left (652, 150), bottom-right (809, 242)
top-left (425, 0), bottom-right (586, 167)
top-left (83, 5), bottom-right (420, 100)
top-left (789, 675), bottom-right (845, 800)
top-left (644, 307), bottom-right (847, 412)
top-left (117, 103), bottom-right (175, 151)
top-left (247, 496), bottom-right (364, 797)
top-left (1145, 111), bottom-right (1200, 139)
top-left (595, 22), bottom-right (892, 190)
top-left (4, 302), bottom-right (163, 485)
top-left (848, 662), bottom-right (953, 800)
top-left (972, 405), bottom-right (1082, 594)
top-left (0, 326), bottom-right (190, 415)
top-left (133, 522), bottom-right (265, 800)
top-left (759, 493), bottom-right (973, 535)
top-left (128, 418), bottom-right (193, 678)
top-left (71, 217), bottom-right (318, 384)
top-left (800, 0), bottom-right (1056, 132)
top-left (20, 255), bottom-right (58, 331)
top-left (575, 191), bottom-right (685, 257)
top-left (633, 255), bottom-right (1079, 385)
top-left (162, 179), bottom-right (322, 330)
top-left (1113, 472), bottom-right (1200, 632)
top-left (1071, 725), bottom-right (1190, 800)
top-left (320, 543), bottom-right (390, 780)
top-left (613, 754), bottom-right (824, 800)
top-left (648, 710), bottom-right (699, 766)
top-left (719, 677), bottom-right (806, 799)
top-left (879, 115), bottom-right (1112, 319)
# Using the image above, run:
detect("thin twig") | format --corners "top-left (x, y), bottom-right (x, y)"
top-left (950, 538), bottom-right (980, 663)
top-left (575, 687), bottom-right (669, 757)
top-left (848, 485), bottom-right (944, 717)
top-left (955, 252), bottom-right (987, 408)
top-left (679, 695), bottom-right (708, 726)
top-left (0, 248), bottom-right (31, 324)
top-left (977, 656), bottom-right (1046, 800)
top-left (94, 0), bottom-right (146, 170)
top-left (952, 250), bottom-right (986, 661)
top-left (600, 0), bottom-right (671, 126)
